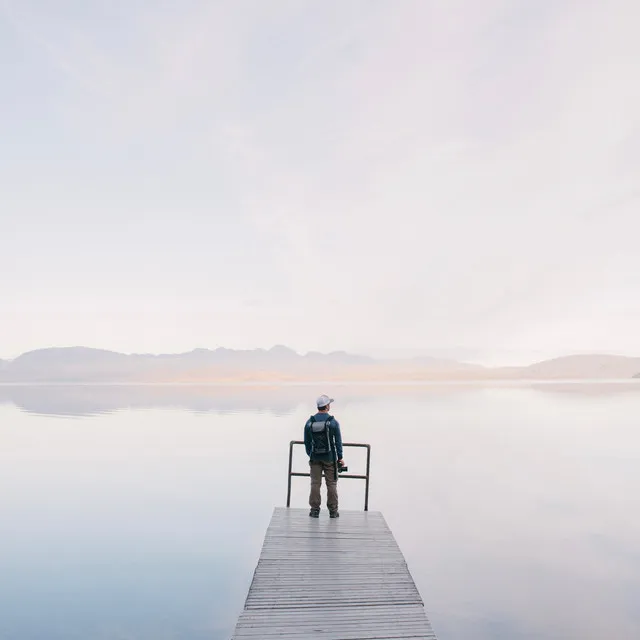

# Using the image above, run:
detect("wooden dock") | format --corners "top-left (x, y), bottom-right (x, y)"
top-left (231, 507), bottom-right (437, 639)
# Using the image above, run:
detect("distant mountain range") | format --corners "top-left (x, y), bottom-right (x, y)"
top-left (0, 346), bottom-right (639, 382)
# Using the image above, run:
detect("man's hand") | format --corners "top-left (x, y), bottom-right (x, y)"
top-left (338, 459), bottom-right (345, 466)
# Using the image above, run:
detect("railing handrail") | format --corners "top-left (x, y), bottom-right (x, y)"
top-left (286, 440), bottom-right (372, 511)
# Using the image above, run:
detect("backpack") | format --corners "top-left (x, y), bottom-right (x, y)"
top-left (309, 415), bottom-right (334, 456)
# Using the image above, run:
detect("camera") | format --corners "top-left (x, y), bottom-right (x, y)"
top-left (338, 463), bottom-right (348, 473)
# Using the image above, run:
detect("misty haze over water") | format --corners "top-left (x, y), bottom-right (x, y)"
top-left (2, 383), bottom-right (640, 640)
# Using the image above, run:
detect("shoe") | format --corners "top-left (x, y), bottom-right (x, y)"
top-left (309, 508), bottom-right (320, 518)
top-left (329, 510), bottom-right (339, 518)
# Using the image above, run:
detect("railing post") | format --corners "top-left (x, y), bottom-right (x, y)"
top-left (286, 440), bottom-right (294, 507)
top-left (364, 445), bottom-right (371, 511)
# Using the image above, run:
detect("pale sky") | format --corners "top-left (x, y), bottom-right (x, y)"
top-left (2, 0), bottom-right (639, 362)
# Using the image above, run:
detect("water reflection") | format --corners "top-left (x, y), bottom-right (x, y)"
top-left (0, 383), bottom-right (311, 417)
top-left (1, 384), bottom-right (640, 639)
top-left (1, 381), bottom-right (639, 417)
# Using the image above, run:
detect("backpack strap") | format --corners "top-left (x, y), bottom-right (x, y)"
top-left (325, 415), bottom-right (337, 464)
top-left (325, 415), bottom-right (338, 478)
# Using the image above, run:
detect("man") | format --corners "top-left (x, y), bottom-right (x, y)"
top-left (304, 394), bottom-right (344, 518)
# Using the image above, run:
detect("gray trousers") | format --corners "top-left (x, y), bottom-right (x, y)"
top-left (309, 460), bottom-right (338, 512)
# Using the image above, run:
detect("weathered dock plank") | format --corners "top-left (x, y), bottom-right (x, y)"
top-left (231, 507), bottom-right (437, 639)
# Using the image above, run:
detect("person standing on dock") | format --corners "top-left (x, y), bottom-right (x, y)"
top-left (304, 394), bottom-right (344, 518)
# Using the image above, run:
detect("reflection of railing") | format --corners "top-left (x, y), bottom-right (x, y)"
top-left (286, 441), bottom-right (372, 511)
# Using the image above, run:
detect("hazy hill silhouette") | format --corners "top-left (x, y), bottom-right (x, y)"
top-left (1, 347), bottom-right (640, 383)
top-left (509, 354), bottom-right (640, 379)
top-left (0, 345), bottom-right (478, 383)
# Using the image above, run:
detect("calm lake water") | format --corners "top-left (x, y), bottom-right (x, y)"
top-left (1, 383), bottom-right (640, 640)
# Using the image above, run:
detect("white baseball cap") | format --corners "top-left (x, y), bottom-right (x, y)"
top-left (316, 394), bottom-right (334, 408)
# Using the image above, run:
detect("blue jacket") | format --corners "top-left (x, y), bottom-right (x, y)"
top-left (304, 413), bottom-right (343, 462)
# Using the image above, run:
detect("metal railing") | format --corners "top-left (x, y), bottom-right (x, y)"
top-left (286, 441), bottom-right (372, 511)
